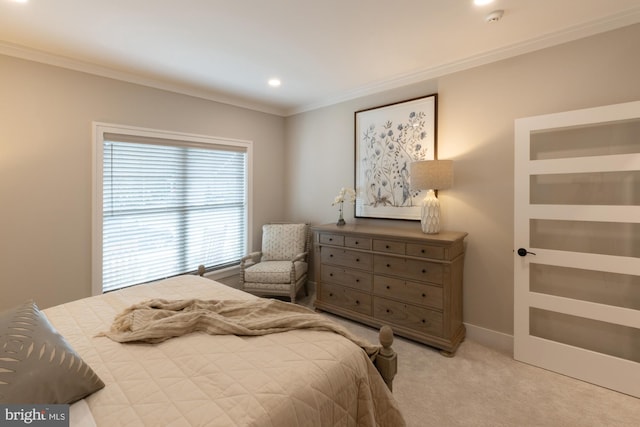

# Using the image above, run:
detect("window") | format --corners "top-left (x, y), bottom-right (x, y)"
top-left (93, 123), bottom-right (252, 293)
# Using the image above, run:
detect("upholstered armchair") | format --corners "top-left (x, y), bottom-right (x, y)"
top-left (240, 223), bottom-right (310, 303)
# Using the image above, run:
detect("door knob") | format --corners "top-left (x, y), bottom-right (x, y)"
top-left (517, 248), bottom-right (536, 257)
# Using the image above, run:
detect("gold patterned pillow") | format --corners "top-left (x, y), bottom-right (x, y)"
top-left (0, 301), bottom-right (104, 404)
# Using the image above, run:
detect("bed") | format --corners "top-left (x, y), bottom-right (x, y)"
top-left (1, 275), bottom-right (404, 426)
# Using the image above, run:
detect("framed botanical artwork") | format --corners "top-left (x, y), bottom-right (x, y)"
top-left (354, 94), bottom-right (437, 220)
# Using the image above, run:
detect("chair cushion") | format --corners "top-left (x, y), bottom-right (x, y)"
top-left (244, 261), bottom-right (308, 284)
top-left (261, 224), bottom-right (307, 261)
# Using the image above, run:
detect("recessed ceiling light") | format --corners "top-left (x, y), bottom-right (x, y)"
top-left (474, 0), bottom-right (494, 5)
top-left (268, 78), bottom-right (281, 87)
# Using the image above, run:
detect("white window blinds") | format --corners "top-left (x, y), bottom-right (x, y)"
top-left (100, 131), bottom-right (248, 293)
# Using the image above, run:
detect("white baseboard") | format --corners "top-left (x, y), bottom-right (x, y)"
top-left (464, 322), bottom-right (514, 356)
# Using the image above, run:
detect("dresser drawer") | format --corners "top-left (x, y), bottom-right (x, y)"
top-left (321, 247), bottom-right (373, 270)
top-left (373, 297), bottom-right (443, 337)
top-left (373, 275), bottom-right (443, 310)
top-left (374, 254), bottom-right (444, 284)
top-left (320, 283), bottom-right (372, 316)
top-left (319, 233), bottom-right (344, 246)
top-left (321, 265), bottom-right (372, 292)
top-left (373, 239), bottom-right (406, 255)
top-left (345, 236), bottom-right (372, 250)
top-left (406, 243), bottom-right (445, 260)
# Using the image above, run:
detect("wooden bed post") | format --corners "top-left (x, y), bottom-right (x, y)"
top-left (375, 325), bottom-right (398, 391)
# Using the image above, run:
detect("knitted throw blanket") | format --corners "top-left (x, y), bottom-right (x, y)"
top-left (98, 298), bottom-right (380, 358)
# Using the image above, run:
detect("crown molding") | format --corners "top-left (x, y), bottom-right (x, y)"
top-left (285, 8), bottom-right (640, 116)
top-left (2, 6), bottom-right (639, 118)
top-left (0, 41), bottom-right (286, 116)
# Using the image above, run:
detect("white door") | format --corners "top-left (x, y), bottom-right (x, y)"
top-left (514, 101), bottom-right (640, 397)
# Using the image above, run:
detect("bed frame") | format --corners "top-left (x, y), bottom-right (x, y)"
top-left (375, 325), bottom-right (398, 390)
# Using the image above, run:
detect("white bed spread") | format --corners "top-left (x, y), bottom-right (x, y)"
top-left (44, 275), bottom-right (405, 426)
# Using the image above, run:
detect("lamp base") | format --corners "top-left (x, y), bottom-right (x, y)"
top-left (421, 190), bottom-right (441, 234)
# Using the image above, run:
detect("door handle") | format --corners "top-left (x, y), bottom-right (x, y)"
top-left (517, 248), bottom-right (536, 257)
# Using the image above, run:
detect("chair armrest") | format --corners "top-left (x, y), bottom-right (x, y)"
top-left (291, 251), bottom-right (308, 263)
top-left (241, 251), bottom-right (262, 266)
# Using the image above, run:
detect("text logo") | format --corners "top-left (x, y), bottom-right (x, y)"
top-left (1, 405), bottom-right (69, 426)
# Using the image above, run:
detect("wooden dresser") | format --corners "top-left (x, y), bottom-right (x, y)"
top-left (312, 223), bottom-right (467, 356)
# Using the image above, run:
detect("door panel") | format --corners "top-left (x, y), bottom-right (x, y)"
top-left (514, 101), bottom-right (640, 397)
top-left (529, 263), bottom-right (640, 310)
top-left (530, 307), bottom-right (640, 362)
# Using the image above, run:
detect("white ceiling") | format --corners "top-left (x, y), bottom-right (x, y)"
top-left (1, 0), bottom-right (639, 116)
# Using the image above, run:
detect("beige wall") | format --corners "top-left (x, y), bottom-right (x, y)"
top-left (1, 24), bottom-right (639, 343)
top-left (0, 56), bottom-right (286, 310)
top-left (285, 24), bottom-right (640, 338)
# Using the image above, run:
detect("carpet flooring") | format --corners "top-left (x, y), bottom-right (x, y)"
top-left (218, 276), bottom-right (640, 426)
top-left (325, 312), bottom-right (640, 427)
top-left (297, 286), bottom-right (640, 426)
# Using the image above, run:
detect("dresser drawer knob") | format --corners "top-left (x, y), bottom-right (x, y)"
top-left (422, 269), bottom-right (427, 273)
top-left (355, 241), bottom-right (359, 245)
top-left (386, 285), bottom-right (390, 290)
top-left (329, 273), bottom-right (334, 277)
top-left (329, 254), bottom-right (334, 258)
top-left (421, 249), bottom-right (425, 253)
top-left (386, 309), bottom-right (390, 313)
top-left (422, 293), bottom-right (426, 298)
top-left (329, 238), bottom-right (333, 242)
top-left (422, 319), bottom-right (427, 324)
top-left (355, 300), bottom-right (360, 305)
top-left (356, 258), bottom-right (360, 262)
top-left (386, 264), bottom-right (391, 268)
top-left (356, 279), bottom-right (360, 283)
top-left (385, 245), bottom-right (390, 249)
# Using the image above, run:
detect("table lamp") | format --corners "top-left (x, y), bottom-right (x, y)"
top-left (409, 160), bottom-right (453, 234)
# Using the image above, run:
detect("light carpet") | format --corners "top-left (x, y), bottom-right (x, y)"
top-left (218, 277), bottom-right (640, 426)
top-left (324, 313), bottom-right (640, 427)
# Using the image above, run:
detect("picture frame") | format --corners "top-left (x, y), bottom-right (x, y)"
top-left (354, 94), bottom-right (437, 220)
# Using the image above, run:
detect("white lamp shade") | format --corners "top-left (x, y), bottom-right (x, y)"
top-left (409, 160), bottom-right (453, 191)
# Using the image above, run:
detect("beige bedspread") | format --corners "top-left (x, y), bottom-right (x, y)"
top-left (44, 275), bottom-right (405, 426)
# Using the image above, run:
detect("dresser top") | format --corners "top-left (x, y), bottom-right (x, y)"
top-left (312, 222), bottom-right (467, 243)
